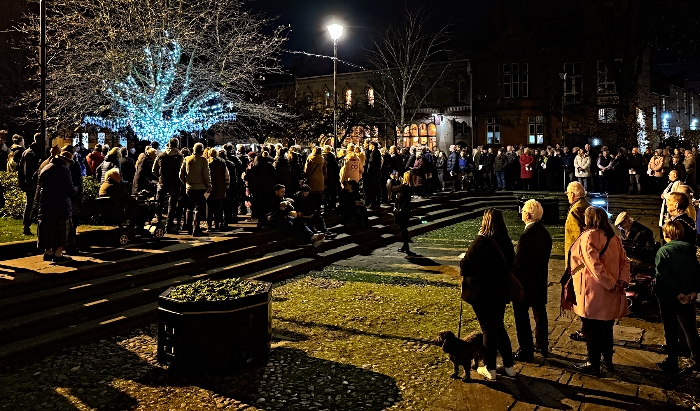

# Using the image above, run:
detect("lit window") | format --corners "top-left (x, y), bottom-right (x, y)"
top-left (345, 89), bottom-right (352, 107)
top-left (528, 116), bottom-right (544, 144)
top-left (367, 88), bottom-right (374, 107)
top-left (325, 90), bottom-right (330, 107)
top-left (652, 106), bottom-right (657, 130)
top-left (486, 117), bottom-right (501, 144)
top-left (598, 108), bottom-right (616, 123)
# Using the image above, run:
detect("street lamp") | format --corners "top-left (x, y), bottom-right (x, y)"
top-left (327, 23), bottom-right (343, 152)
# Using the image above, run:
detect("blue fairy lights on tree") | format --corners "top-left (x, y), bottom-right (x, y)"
top-left (84, 40), bottom-right (236, 146)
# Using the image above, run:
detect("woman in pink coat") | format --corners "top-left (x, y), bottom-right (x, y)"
top-left (569, 206), bottom-right (630, 376)
top-left (519, 148), bottom-right (535, 190)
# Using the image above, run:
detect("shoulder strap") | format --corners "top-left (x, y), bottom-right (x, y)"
top-left (599, 234), bottom-right (613, 258)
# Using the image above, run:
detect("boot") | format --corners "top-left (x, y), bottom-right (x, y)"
top-left (184, 211), bottom-right (193, 235)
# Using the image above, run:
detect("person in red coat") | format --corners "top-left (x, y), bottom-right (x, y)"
top-left (85, 144), bottom-right (105, 177)
top-left (519, 148), bottom-right (535, 190)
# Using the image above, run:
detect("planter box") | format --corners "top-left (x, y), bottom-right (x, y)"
top-left (157, 280), bottom-right (272, 373)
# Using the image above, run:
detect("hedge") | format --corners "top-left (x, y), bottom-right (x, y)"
top-left (0, 171), bottom-right (101, 220)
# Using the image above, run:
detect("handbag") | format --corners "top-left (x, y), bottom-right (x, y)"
top-left (561, 234), bottom-right (612, 310)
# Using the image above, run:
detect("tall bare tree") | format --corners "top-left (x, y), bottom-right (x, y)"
top-left (367, 7), bottom-right (451, 145)
top-left (18, 0), bottom-right (287, 137)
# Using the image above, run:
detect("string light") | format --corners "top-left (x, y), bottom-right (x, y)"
top-left (84, 40), bottom-right (236, 146)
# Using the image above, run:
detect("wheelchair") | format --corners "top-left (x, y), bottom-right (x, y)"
top-left (94, 193), bottom-right (167, 246)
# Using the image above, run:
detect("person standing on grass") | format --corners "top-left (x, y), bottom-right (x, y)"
top-left (655, 220), bottom-right (700, 374)
top-left (459, 208), bottom-right (515, 380)
top-left (512, 200), bottom-right (553, 362)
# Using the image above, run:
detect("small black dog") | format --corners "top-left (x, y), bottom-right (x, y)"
top-left (433, 330), bottom-right (485, 381)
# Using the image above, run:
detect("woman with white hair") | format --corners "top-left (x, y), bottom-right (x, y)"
top-left (512, 200), bottom-right (553, 362)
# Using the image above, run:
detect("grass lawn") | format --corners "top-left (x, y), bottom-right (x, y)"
top-left (0, 218), bottom-right (35, 243)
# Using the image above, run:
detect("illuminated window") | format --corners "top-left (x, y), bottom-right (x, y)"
top-left (367, 88), bottom-right (374, 107)
top-left (428, 123), bottom-right (437, 137)
top-left (410, 124), bottom-right (419, 137)
top-left (528, 116), bottom-right (543, 144)
top-left (487, 117), bottom-right (501, 144)
top-left (345, 89), bottom-right (352, 107)
top-left (419, 123), bottom-right (427, 136)
top-left (652, 106), bottom-right (657, 130)
top-left (598, 108), bottom-right (616, 123)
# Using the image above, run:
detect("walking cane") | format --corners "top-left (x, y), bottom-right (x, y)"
top-left (458, 300), bottom-right (463, 339)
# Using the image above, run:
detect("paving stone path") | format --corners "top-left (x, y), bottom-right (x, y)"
top-left (334, 239), bottom-right (698, 410)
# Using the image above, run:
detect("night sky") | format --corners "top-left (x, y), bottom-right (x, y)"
top-left (250, 0), bottom-right (482, 76)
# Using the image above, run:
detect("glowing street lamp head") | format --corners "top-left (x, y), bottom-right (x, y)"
top-left (327, 23), bottom-right (343, 41)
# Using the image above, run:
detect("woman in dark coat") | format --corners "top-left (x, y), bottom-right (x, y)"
top-left (36, 152), bottom-right (77, 263)
top-left (512, 200), bottom-right (553, 362)
top-left (274, 149), bottom-right (292, 191)
top-left (132, 148), bottom-right (157, 196)
top-left (62, 145), bottom-right (83, 251)
top-left (459, 208), bottom-right (515, 380)
top-left (391, 171), bottom-right (414, 253)
top-left (95, 147), bottom-right (122, 185)
top-left (207, 149), bottom-right (230, 231)
top-left (246, 152), bottom-right (277, 227)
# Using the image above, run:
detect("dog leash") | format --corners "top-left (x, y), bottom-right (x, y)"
top-left (458, 300), bottom-right (463, 339)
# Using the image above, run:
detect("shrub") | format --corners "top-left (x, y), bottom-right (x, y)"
top-left (0, 172), bottom-right (26, 219)
top-left (167, 278), bottom-right (268, 302)
top-left (0, 172), bottom-right (102, 220)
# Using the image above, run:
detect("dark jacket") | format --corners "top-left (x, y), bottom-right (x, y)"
top-left (133, 156), bottom-right (156, 195)
top-left (494, 153), bottom-right (507, 172)
top-left (96, 154), bottom-right (121, 185)
top-left (513, 222), bottom-right (553, 306)
top-left (209, 157), bottom-right (230, 200)
top-left (36, 158), bottom-right (77, 220)
top-left (153, 148), bottom-right (183, 193)
top-left (324, 152), bottom-right (340, 186)
top-left (99, 177), bottom-right (134, 211)
top-left (460, 235), bottom-right (511, 305)
top-left (446, 151), bottom-right (460, 173)
top-left (654, 240), bottom-right (700, 304)
top-left (367, 148), bottom-right (382, 176)
top-left (670, 213), bottom-right (697, 245)
top-left (561, 152), bottom-right (574, 171)
top-left (669, 160), bottom-right (686, 182)
top-left (274, 156), bottom-right (292, 189)
top-left (627, 153), bottom-right (644, 174)
top-left (620, 220), bottom-right (656, 261)
top-left (120, 157), bottom-right (136, 184)
top-left (393, 184), bottom-right (413, 225)
top-left (479, 152), bottom-right (495, 171)
top-left (18, 143), bottom-right (41, 191)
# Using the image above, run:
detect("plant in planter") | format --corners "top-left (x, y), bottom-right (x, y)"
top-left (158, 278), bottom-right (272, 373)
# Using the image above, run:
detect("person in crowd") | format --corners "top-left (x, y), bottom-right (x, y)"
top-left (221, 146), bottom-right (240, 226)
top-left (665, 192), bottom-right (696, 245)
top-left (36, 150), bottom-right (77, 263)
top-left (95, 147), bottom-right (121, 185)
top-left (423, 146), bottom-right (436, 197)
top-left (304, 146), bottom-right (327, 211)
top-left (39, 145), bottom-right (61, 172)
top-left (10, 134), bottom-right (25, 164)
top-left (512, 200), bottom-right (553, 362)
top-left (340, 145), bottom-right (363, 184)
top-left (596, 149), bottom-right (614, 193)
top-left (207, 149), bottom-right (230, 232)
top-left (99, 168), bottom-right (137, 216)
top-left (676, 185), bottom-right (696, 223)
top-left (411, 150), bottom-right (426, 197)
top-left (473, 147), bottom-right (483, 189)
top-left (364, 141), bottom-right (382, 208)
top-left (574, 149), bottom-right (591, 191)
top-left (274, 148), bottom-right (292, 190)
top-left (0, 139), bottom-right (8, 172)
top-left (569, 206), bottom-right (630, 376)
top-left (520, 148), bottom-right (535, 190)
top-left (458, 149), bottom-right (474, 191)
top-left (669, 154), bottom-right (687, 183)
top-left (628, 147), bottom-right (644, 194)
top-left (153, 138), bottom-right (184, 233)
top-left (339, 179), bottom-right (368, 228)
top-left (614, 211), bottom-right (656, 263)
top-left (245, 150), bottom-right (277, 228)
top-left (268, 184), bottom-right (325, 247)
top-left (494, 148), bottom-right (507, 191)
top-left (390, 171), bottom-right (414, 253)
top-left (85, 144), bottom-right (104, 177)
top-left (648, 149), bottom-right (666, 194)
top-left (324, 146), bottom-right (341, 210)
top-left (459, 208), bottom-right (515, 380)
top-left (685, 149), bottom-right (697, 188)
top-left (132, 147), bottom-right (157, 196)
top-left (237, 145), bottom-right (251, 215)
top-left (17, 134), bottom-right (42, 235)
top-left (479, 147), bottom-right (495, 191)
top-left (118, 147), bottom-right (136, 191)
top-left (61, 146), bottom-right (83, 252)
top-left (292, 184), bottom-right (328, 234)
top-left (562, 147), bottom-right (575, 187)
top-left (506, 145), bottom-right (520, 190)
top-left (544, 148), bottom-right (562, 192)
top-left (655, 220), bottom-right (700, 374)
top-left (447, 145), bottom-right (460, 192)
top-left (179, 142), bottom-right (211, 237)
top-left (611, 148), bottom-right (629, 194)
top-left (434, 149), bottom-right (447, 192)
top-left (659, 170), bottom-right (683, 242)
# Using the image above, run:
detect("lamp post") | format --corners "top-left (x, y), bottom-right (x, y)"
top-left (39, 0), bottom-right (47, 156)
top-left (327, 23), bottom-right (343, 152)
top-left (559, 72), bottom-right (567, 140)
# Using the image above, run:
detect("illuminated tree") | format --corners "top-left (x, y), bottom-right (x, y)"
top-left (19, 0), bottom-right (287, 139)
